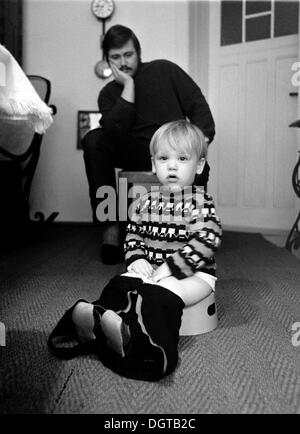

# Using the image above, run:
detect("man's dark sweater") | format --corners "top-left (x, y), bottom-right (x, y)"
top-left (98, 59), bottom-right (215, 145)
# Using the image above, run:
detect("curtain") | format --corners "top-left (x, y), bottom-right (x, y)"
top-left (0, 0), bottom-right (23, 66)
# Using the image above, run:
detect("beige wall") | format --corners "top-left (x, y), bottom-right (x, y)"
top-left (23, 0), bottom-right (207, 222)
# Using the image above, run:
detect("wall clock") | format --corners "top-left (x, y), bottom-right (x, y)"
top-left (91, 0), bottom-right (115, 20)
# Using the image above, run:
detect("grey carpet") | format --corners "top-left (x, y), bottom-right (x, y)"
top-left (0, 225), bottom-right (300, 414)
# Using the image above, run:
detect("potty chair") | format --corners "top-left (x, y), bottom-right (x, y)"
top-left (179, 292), bottom-right (218, 336)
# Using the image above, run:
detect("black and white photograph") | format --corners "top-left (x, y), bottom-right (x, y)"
top-left (1, 0), bottom-right (300, 417)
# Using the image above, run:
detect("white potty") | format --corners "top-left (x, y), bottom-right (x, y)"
top-left (179, 292), bottom-right (218, 336)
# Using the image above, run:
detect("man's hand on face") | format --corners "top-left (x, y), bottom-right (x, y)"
top-left (110, 63), bottom-right (133, 86)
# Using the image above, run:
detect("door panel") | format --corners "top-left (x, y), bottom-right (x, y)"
top-left (217, 64), bottom-right (240, 207)
top-left (243, 60), bottom-right (268, 208)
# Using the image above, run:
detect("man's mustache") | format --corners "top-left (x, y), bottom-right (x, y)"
top-left (120, 66), bottom-right (132, 72)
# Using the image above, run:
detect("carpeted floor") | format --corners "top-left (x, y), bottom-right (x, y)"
top-left (0, 225), bottom-right (300, 414)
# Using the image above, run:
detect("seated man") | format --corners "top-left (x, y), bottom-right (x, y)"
top-left (82, 25), bottom-right (215, 264)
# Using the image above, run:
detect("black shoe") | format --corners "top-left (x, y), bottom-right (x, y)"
top-left (101, 244), bottom-right (124, 265)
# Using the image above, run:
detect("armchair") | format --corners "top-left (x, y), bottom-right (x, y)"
top-left (0, 75), bottom-right (58, 246)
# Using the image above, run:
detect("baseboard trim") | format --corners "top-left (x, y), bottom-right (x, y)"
top-left (38, 221), bottom-right (94, 227)
top-left (39, 221), bottom-right (290, 238)
top-left (223, 225), bottom-right (289, 237)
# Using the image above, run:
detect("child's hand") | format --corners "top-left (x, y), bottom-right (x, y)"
top-left (151, 263), bottom-right (171, 282)
top-left (127, 259), bottom-right (154, 278)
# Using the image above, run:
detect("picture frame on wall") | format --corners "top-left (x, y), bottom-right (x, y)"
top-left (77, 110), bottom-right (101, 149)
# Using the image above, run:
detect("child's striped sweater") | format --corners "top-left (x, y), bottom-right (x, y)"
top-left (124, 185), bottom-right (222, 279)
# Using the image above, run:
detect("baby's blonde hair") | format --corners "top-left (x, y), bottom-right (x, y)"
top-left (149, 120), bottom-right (207, 160)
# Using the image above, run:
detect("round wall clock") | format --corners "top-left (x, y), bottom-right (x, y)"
top-left (91, 0), bottom-right (115, 20)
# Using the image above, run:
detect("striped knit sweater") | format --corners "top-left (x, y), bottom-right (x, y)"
top-left (124, 186), bottom-right (222, 279)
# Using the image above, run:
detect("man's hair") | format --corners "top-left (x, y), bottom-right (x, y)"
top-left (149, 120), bottom-right (207, 160)
top-left (102, 25), bottom-right (141, 61)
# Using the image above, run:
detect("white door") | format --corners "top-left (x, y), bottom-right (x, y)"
top-left (207, 0), bottom-right (299, 232)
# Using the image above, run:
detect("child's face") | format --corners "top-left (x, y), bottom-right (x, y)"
top-left (151, 145), bottom-right (205, 191)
